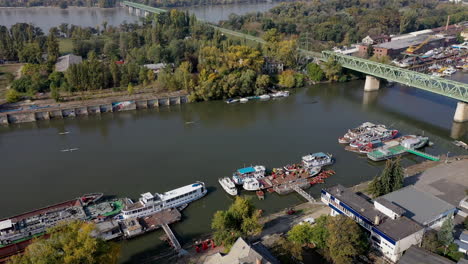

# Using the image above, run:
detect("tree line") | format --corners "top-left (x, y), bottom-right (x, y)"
top-left (220, 0), bottom-right (468, 50)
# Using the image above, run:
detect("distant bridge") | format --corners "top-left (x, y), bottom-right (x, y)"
top-left (121, 1), bottom-right (468, 122)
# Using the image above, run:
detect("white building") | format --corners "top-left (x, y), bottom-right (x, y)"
top-left (321, 185), bottom-right (457, 262)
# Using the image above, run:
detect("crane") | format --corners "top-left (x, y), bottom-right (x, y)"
top-left (405, 35), bottom-right (435, 54)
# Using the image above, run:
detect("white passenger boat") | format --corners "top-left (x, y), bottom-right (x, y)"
top-left (302, 152), bottom-right (333, 168)
top-left (308, 166), bottom-right (321, 176)
top-left (338, 122), bottom-right (383, 144)
top-left (232, 165), bottom-right (266, 185)
top-left (443, 68), bottom-right (456, 75)
top-left (120, 182), bottom-right (206, 219)
top-left (242, 178), bottom-right (261, 191)
top-left (226, 98), bottom-right (239, 104)
top-left (240, 98), bottom-right (248, 103)
top-left (218, 177), bottom-right (238, 195)
top-left (271, 91), bottom-right (289, 98)
top-left (259, 94), bottom-right (270, 100)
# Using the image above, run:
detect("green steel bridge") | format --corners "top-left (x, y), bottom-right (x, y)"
top-left (122, 1), bottom-right (468, 105)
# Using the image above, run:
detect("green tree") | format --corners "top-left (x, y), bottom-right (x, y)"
top-left (127, 83), bottom-right (134, 95)
top-left (306, 63), bottom-right (324, 82)
top-left (421, 230), bottom-right (442, 253)
top-left (326, 215), bottom-right (369, 264)
top-left (47, 30), bottom-right (60, 64)
top-left (18, 42), bottom-right (42, 64)
top-left (50, 83), bottom-right (60, 102)
top-left (438, 216), bottom-right (454, 255)
top-left (254, 75), bottom-right (270, 95)
top-left (309, 215), bottom-right (329, 249)
top-left (8, 221), bottom-right (120, 264)
top-left (5, 89), bottom-right (21, 103)
top-left (322, 58), bottom-right (342, 82)
top-left (366, 44), bottom-right (374, 58)
top-left (288, 223), bottom-right (315, 246)
top-left (211, 196), bottom-right (262, 249)
top-left (368, 158), bottom-right (404, 197)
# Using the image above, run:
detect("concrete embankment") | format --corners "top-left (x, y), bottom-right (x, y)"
top-left (0, 95), bottom-right (189, 125)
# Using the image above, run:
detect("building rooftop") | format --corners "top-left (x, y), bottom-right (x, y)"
top-left (397, 246), bottom-right (455, 264)
top-left (204, 237), bottom-right (280, 264)
top-left (380, 186), bottom-right (456, 226)
top-left (374, 34), bottom-right (443, 50)
top-left (374, 197), bottom-right (406, 215)
top-left (55, 54), bottom-right (82, 72)
top-left (324, 185), bottom-right (423, 241)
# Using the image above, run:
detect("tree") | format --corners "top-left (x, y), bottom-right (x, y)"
top-left (288, 223), bottom-right (315, 246)
top-left (306, 63), bottom-right (324, 82)
top-left (309, 215), bottom-right (329, 249)
top-left (5, 89), bottom-right (21, 103)
top-left (46, 31), bottom-right (60, 64)
top-left (127, 83), bottom-right (134, 95)
top-left (50, 83), bottom-right (60, 102)
top-left (211, 196), bottom-right (262, 249)
top-left (322, 58), bottom-right (342, 82)
top-left (421, 230), bottom-right (442, 253)
top-left (368, 158), bottom-right (404, 197)
top-left (254, 75), bottom-right (270, 95)
top-left (8, 221), bottom-right (120, 264)
top-left (18, 42), bottom-right (42, 64)
top-left (464, 216), bottom-right (468, 230)
top-left (366, 44), bottom-right (374, 58)
top-left (278, 70), bottom-right (296, 88)
top-left (438, 216), bottom-right (454, 255)
top-left (326, 215), bottom-right (368, 264)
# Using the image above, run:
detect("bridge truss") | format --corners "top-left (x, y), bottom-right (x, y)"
top-left (322, 51), bottom-right (468, 102)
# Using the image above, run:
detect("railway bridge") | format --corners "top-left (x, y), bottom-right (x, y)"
top-left (122, 1), bottom-right (468, 123)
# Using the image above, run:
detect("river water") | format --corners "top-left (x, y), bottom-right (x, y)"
top-left (1, 76), bottom-right (467, 263)
top-left (0, 2), bottom-right (280, 32)
top-left (1, 4), bottom-right (468, 264)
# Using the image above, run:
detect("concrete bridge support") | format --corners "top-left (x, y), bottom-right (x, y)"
top-left (135, 8), bottom-right (141, 16)
top-left (128, 6), bottom-right (133, 12)
top-left (454, 101), bottom-right (468, 123)
top-left (364, 75), bottom-right (380, 92)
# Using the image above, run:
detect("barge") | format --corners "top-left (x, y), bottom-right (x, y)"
top-left (367, 135), bottom-right (429, 161)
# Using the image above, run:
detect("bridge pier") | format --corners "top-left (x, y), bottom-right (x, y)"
top-left (128, 6), bottom-right (133, 12)
top-left (364, 75), bottom-right (380, 92)
top-left (454, 101), bottom-right (468, 123)
top-left (451, 121), bottom-right (468, 139)
top-left (135, 8), bottom-right (141, 16)
top-left (144, 11), bottom-right (150, 17)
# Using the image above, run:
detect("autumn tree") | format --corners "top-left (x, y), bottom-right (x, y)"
top-left (8, 221), bottom-right (120, 264)
top-left (211, 196), bottom-right (262, 249)
top-left (326, 215), bottom-right (369, 264)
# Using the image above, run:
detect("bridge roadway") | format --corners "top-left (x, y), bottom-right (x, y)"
top-left (122, 1), bottom-right (468, 122)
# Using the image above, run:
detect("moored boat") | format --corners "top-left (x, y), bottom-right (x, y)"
top-left (338, 122), bottom-right (383, 144)
top-left (367, 135), bottom-right (429, 161)
top-left (259, 94), bottom-right (270, 100)
top-left (232, 165), bottom-right (266, 185)
top-left (240, 98), bottom-right (248, 103)
top-left (243, 178), bottom-right (261, 191)
top-left (218, 177), bottom-right (238, 195)
top-left (349, 127), bottom-right (398, 148)
top-left (226, 98), bottom-right (239, 104)
top-left (302, 152), bottom-right (333, 168)
top-left (120, 182), bottom-right (206, 219)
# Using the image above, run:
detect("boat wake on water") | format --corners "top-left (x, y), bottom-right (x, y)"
top-left (60, 148), bottom-right (79, 152)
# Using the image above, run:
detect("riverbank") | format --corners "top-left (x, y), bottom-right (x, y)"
top-left (0, 90), bottom-right (188, 125)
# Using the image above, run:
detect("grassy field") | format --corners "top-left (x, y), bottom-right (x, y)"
top-left (59, 38), bottom-right (74, 54)
top-left (0, 64), bottom-right (23, 99)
